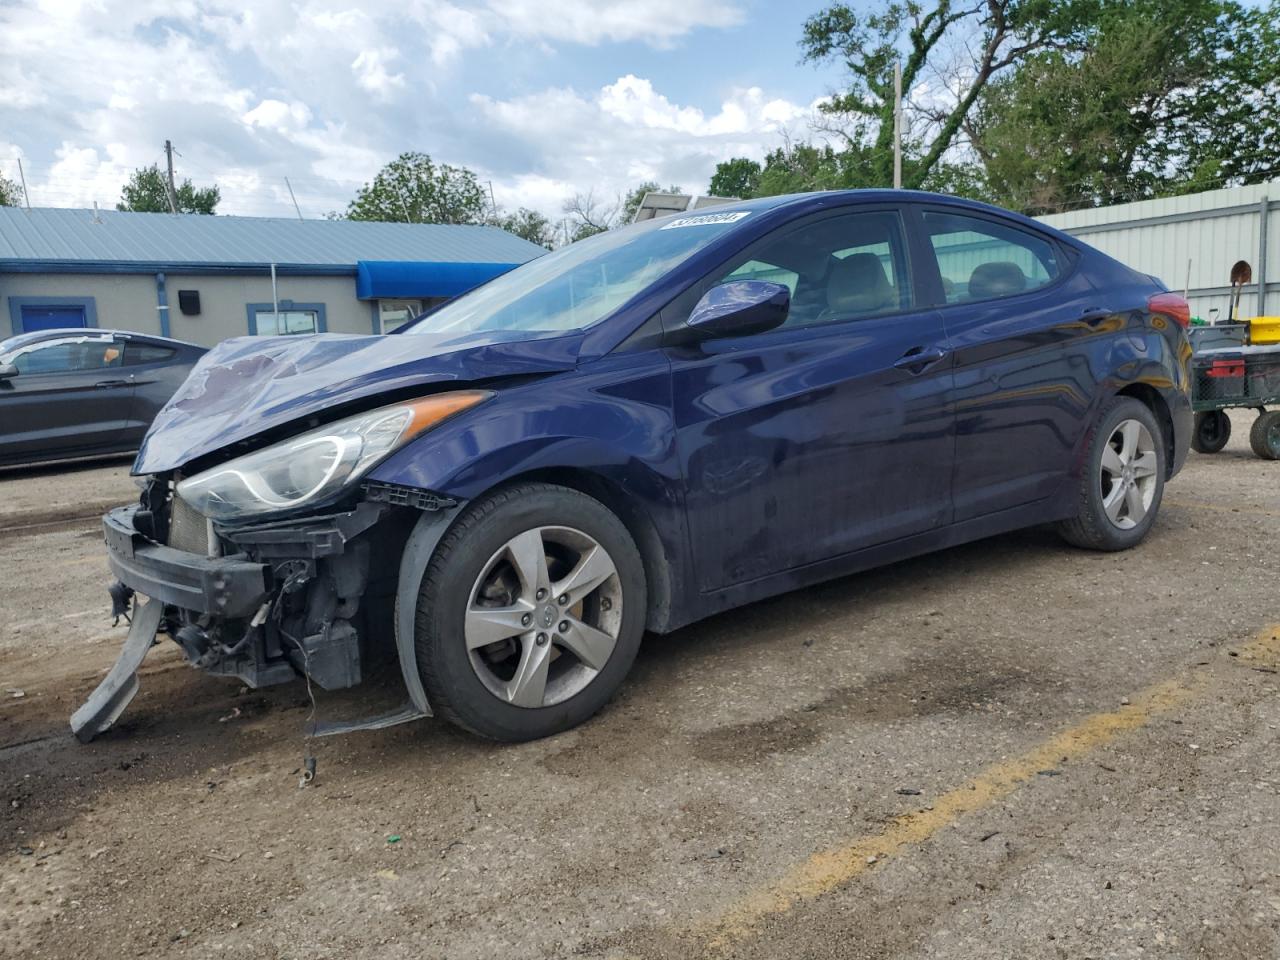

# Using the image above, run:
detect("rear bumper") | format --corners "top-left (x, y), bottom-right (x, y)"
top-left (103, 505), bottom-right (270, 618)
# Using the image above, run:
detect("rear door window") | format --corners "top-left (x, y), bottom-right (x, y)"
top-left (922, 210), bottom-right (1061, 304)
top-left (124, 343), bottom-right (177, 365)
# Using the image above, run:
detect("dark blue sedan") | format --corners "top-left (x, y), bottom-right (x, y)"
top-left (73, 191), bottom-right (1192, 743)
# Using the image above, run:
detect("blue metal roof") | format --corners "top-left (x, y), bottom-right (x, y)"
top-left (0, 206), bottom-right (547, 272)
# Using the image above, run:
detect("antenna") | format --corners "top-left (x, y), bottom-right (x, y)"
top-left (16, 158), bottom-right (31, 211)
top-left (163, 140), bottom-right (179, 213)
top-left (285, 177), bottom-right (303, 220)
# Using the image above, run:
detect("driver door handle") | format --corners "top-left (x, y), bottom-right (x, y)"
top-left (94, 379), bottom-right (129, 388)
top-left (893, 345), bottom-right (948, 374)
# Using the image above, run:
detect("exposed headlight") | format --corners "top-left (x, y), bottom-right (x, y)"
top-left (176, 391), bottom-right (490, 521)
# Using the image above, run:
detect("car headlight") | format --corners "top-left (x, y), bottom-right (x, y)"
top-left (175, 391), bottom-right (490, 521)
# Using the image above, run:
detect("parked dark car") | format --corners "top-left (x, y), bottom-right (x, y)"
top-left (0, 329), bottom-right (206, 468)
top-left (72, 190), bottom-right (1192, 745)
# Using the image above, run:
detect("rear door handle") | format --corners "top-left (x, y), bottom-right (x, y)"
top-left (893, 345), bottom-right (948, 374)
top-left (94, 379), bottom-right (129, 388)
top-left (1081, 307), bottom-right (1113, 326)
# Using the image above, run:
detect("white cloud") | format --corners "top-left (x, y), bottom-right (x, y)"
top-left (351, 48), bottom-right (406, 98)
top-left (0, 0), bottom-right (813, 222)
top-left (471, 77), bottom-right (816, 213)
top-left (486, 0), bottom-right (743, 47)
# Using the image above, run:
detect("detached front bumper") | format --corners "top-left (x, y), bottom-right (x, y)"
top-left (73, 498), bottom-right (432, 743)
top-left (103, 506), bottom-right (270, 618)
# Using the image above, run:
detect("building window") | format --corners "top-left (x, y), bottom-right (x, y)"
top-left (378, 299), bottom-right (422, 333)
top-left (254, 309), bottom-right (319, 336)
top-left (245, 300), bottom-right (327, 336)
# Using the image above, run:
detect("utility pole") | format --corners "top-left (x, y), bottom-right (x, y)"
top-left (893, 61), bottom-right (903, 190)
top-left (163, 140), bottom-right (179, 214)
top-left (486, 180), bottom-right (498, 219)
top-left (285, 177), bottom-right (303, 220)
top-left (16, 158), bottom-right (31, 211)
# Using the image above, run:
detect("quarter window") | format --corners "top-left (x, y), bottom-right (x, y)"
top-left (923, 211), bottom-right (1061, 304)
top-left (124, 343), bottom-right (177, 365)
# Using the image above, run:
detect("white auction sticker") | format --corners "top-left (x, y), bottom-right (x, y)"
top-left (659, 211), bottom-right (752, 230)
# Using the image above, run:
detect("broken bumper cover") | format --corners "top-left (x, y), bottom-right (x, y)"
top-left (74, 500), bottom-right (446, 743)
top-left (103, 506), bottom-right (271, 617)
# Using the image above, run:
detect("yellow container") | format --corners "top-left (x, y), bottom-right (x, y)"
top-left (1251, 316), bottom-right (1280, 345)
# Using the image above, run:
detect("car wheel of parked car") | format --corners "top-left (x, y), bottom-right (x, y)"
top-left (414, 482), bottom-right (646, 741)
top-left (1249, 410), bottom-right (1280, 460)
top-left (1191, 410), bottom-right (1231, 454)
top-left (1058, 396), bottom-right (1166, 552)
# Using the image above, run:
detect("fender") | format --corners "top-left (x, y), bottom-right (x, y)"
top-left (368, 353), bottom-right (701, 632)
top-left (391, 503), bottom-right (465, 717)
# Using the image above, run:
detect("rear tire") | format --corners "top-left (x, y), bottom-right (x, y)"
top-left (1249, 410), bottom-right (1280, 460)
top-left (1191, 410), bottom-right (1231, 454)
top-left (414, 482), bottom-right (646, 742)
top-left (1058, 396), bottom-right (1166, 552)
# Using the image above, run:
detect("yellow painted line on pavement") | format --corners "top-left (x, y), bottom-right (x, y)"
top-left (703, 624), bottom-right (1280, 949)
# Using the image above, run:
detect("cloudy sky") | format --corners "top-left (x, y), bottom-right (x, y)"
top-left (0, 0), bottom-right (841, 223)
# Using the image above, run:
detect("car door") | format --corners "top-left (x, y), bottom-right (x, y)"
top-left (121, 339), bottom-right (188, 442)
top-left (0, 335), bottom-right (136, 462)
top-left (665, 207), bottom-right (954, 593)
top-left (916, 206), bottom-right (1104, 522)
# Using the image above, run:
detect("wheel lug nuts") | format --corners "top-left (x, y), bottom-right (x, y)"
top-left (521, 613), bottom-right (532, 627)
top-left (558, 620), bottom-right (569, 633)
top-left (535, 633), bottom-right (548, 646)
top-left (535, 588), bottom-right (547, 601)
top-left (557, 594), bottom-right (569, 606)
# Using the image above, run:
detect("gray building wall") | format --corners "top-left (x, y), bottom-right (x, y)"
top-left (2, 271), bottom-right (374, 346)
top-left (2, 273), bottom-right (161, 337)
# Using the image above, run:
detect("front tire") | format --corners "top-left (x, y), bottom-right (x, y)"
top-left (1058, 396), bottom-right (1166, 551)
top-left (414, 483), bottom-right (646, 741)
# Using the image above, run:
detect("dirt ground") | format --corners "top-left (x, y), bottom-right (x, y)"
top-left (1, 414), bottom-right (1278, 960)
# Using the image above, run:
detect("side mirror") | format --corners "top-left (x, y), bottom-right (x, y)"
top-left (686, 280), bottom-right (790, 340)
top-left (0, 362), bottom-right (17, 381)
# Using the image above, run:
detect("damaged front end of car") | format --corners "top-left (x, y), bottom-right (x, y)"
top-left (70, 390), bottom-right (494, 743)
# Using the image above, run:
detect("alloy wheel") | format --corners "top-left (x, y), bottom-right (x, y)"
top-left (1099, 418), bottom-right (1158, 529)
top-left (464, 525), bottom-right (623, 708)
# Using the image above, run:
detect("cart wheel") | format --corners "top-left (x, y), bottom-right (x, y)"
top-left (1191, 410), bottom-right (1231, 454)
top-left (1249, 410), bottom-right (1280, 460)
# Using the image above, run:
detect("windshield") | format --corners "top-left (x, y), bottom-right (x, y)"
top-left (403, 209), bottom-right (756, 336)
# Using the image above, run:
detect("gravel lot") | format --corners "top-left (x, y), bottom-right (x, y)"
top-left (1, 412), bottom-right (1277, 960)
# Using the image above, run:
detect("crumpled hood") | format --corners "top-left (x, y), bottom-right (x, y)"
top-left (134, 329), bottom-right (583, 474)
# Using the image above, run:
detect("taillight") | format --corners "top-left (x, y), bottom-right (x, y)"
top-left (1148, 291), bottom-right (1191, 329)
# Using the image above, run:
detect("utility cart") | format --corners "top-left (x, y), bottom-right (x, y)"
top-left (1189, 333), bottom-right (1280, 459)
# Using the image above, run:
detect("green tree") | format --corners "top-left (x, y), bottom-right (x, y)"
top-left (117, 164), bottom-right (219, 214)
top-left (493, 207), bottom-right (557, 248)
top-left (800, 1), bottom-right (1086, 189)
top-left (0, 171), bottom-right (22, 207)
top-left (709, 158), bottom-right (762, 198)
top-left (968, 0), bottom-right (1279, 213)
top-left (347, 152), bottom-right (487, 224)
